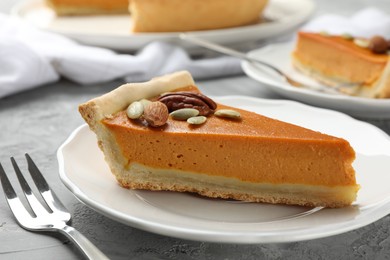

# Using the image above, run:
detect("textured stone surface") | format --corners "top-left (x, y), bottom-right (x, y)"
top-left (1, 1), bottom-right (390, 259)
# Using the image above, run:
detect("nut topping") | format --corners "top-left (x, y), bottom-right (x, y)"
top-left (126, 101), bottom-right (144, 119)
top-left (368, 35), bottom-right (388, 54)
top-left (158, 91), bottom-right (217, 116)
top-left (187, 116), bottom-right (207, 125)
top-left (341, 33), bottom-right (354, 40)
top-left (214, 109), bottom-right (241, 119)
top-left (319, 31), bottom-right (330, 37)
top-left (139, 98), bottom-right (152, 109)
top-left (353, 38), bottom-right (370, 49)
top-left (170, 108), bottom-right (199, 120)
top-left (143, 101), bottom-right (169, 127)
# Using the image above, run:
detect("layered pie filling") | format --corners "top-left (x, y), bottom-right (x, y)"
top-left (79, 71), bottom-right (359, 208)
top-left (292, 32), bottom-right (390, 98)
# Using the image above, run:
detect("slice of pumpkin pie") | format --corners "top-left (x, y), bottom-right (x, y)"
top-left (292, 32), bottom-right (390, 98)
top-left (79, 71), bottom-right (359, 208)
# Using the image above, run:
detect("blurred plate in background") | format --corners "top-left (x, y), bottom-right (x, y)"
top-left (12, 0), bottom-right (315, 52)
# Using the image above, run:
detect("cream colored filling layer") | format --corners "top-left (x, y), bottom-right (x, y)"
top-left (113, 162), bottom-right (358, 208)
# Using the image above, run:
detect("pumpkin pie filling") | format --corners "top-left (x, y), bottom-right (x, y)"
top-left (79, 71), bottom-right (359, 208)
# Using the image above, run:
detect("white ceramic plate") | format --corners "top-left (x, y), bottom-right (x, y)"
top-left (242, 42), bottom-right (390, 119)
top-left (12, 0), bottom-right (314, 51)
top-left (58, 96), bottom-right (390, 244)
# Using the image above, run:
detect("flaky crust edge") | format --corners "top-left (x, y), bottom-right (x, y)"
top-left (79, 71), bottom-right (195, 130)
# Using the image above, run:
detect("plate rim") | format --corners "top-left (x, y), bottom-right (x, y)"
top-left (58, 96), bottom-right (390, 243)
top-left (241, 42), bottom-right (390, 119)
top-left (12, 0), bottom-right (316, 50)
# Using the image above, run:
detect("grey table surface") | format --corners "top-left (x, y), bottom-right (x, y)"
top-left (1, 0), bottom-right (390, 259)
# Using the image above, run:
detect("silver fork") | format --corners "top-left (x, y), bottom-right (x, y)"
top-left (0, 154), bottom-right (109, 260)
top-left (179, 33), bottom-right (360, 95)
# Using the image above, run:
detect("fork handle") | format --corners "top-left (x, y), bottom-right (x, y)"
top-left (59, 225), bottom-right (109, 260)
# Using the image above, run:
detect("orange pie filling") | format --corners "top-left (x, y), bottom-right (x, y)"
top-left (103, 108), bottom-right (356, 187)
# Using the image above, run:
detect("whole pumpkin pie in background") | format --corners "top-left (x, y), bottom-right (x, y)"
top-left (292, 31), bottom-right (390, 98)
top-left (79, 71), bottom-right (359, 208)
top-left (46, 0), bottom-right (269, 32)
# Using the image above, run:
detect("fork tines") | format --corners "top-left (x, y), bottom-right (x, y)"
top-left (0, 154), bottom-right (69, 225)
top-left (0, 154), bottom-right (110, 259)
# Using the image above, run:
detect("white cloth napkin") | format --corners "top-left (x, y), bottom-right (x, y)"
top-left (302, 7), bottom-right (390, 38)
top-left (0, 14), bottom-right (242, 98)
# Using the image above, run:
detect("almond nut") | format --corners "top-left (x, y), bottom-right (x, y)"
top-left (143, 101), bottom-right (169, 127)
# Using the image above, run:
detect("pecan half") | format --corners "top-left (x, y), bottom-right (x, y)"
top-left (157, 92), bottom-right (217, 116)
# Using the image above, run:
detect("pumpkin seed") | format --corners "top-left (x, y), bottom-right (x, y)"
top-left (126, 101), bottom-right (144, 119)
top-left (139, 99), bottom-right (152, 109)
top-left (170, 108), bottom-right (199, 120)
top-left (319, 30), bottom-right (330, 37)
top-left (341, 33), bottom-right (353, 40)
top-left (353, 38), bottom-right (369, 48)
top-left (214, 109), bottom-right (241, 119)
top-left (187, 116), bottom-right (207, 125)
